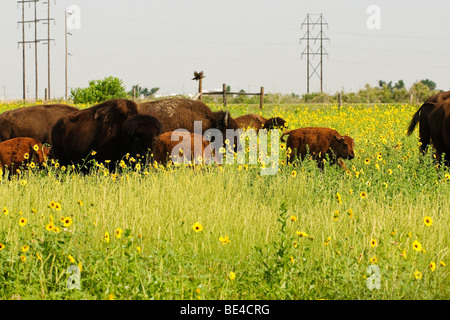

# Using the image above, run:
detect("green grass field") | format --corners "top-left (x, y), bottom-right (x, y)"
top-left (0, 101), bottom-right (449, 300)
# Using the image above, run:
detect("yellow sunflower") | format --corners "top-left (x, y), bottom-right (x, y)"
top-left (412, 240), bottom-right (422, 252)
top-left (192, 222), bottom-right (203, 233)
top-left (423, 216), bottom-right (433, 227)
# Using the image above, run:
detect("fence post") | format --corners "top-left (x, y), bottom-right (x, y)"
top-left (338, 93), bottom-right (342, 108)
top-left (223, 83), bottom-right (227, 107)
top-left (197, 78), bottom-right (202, 101)
top-left (259, 87), bottom-right (264, 109)
top-left (133, 87), bottom-right (136, 101)
top-left (45, 88), bottom-right (48, 101)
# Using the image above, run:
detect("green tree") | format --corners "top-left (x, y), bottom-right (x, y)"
top-left (420, 79), bottom-right (437, 91)
top-left (409, 81), bottom-right (433, 103)
top-left (394, 80), bottom-right (405, 90)
top-left (378, 80), bottom-right (393, 91)
top-left (358, 83), bottom-right (380, 103)
top-left (128, 85), bottom-right (159, 99)
top-left (70, 76), bottom-right (129, 104)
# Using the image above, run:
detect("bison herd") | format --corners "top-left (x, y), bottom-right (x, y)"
top-left (0, 91), bottom-right (448, 176)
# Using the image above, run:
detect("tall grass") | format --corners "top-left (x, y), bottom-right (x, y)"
top-left (0, 102), bottom-right (449, 300)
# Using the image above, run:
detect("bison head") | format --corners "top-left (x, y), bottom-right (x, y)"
top-left (121, 114), bottom-right (162, 162)
top-left (263, 117), bottom-right (287, 130)
top-left (334, 135), bottom-right (355, 160)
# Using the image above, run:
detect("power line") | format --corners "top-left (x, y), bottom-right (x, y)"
top-left (300, 14), bottom-right (329, 93)
top-left (17, 0), bottom-right (55, 101)
top-left (17, 0), bottom-right (34, 100)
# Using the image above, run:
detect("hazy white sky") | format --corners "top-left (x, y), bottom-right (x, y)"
top-left (1, 0), bottom-right (450, 100)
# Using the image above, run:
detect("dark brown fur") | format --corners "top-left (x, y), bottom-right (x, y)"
top-left (50, 99), bottom-right (161, 167)
top-left (281, 127), bottom-right (355, 169)
top-left (0, 137), bottom-right (50, 175)
top-left (235, 114), bottom-right (286, 132)
top-left (407, 91), bottom-right (450, 158)
top-left (153, 131), bottom-right (214, 165)
top-left (0, 104), bottom-right (78, 145)
top-left (139, 99), bottom-right (241, 150)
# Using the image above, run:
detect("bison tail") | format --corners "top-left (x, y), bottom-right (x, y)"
top-left (406, 105), bottom-right (423, 136)
top-left (407, 102), bottom-right (437, 136)
top-left (280, 130), bottom-right (292, 142)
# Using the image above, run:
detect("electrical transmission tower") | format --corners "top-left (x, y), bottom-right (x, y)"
top-left (300, 14), bottom-right (329, 94)
top-left (17, 0), bottom-right (55, 101)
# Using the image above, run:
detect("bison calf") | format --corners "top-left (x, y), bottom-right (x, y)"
top-left (0, 137), bottom-right (50, 175)
top-left (281, 127), bottom-right (355, 169)
top-left (153, 131), bottom-right (215, 165)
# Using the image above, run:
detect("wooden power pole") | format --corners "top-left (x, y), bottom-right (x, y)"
top-left (18, 0), bottom-right (54, 101)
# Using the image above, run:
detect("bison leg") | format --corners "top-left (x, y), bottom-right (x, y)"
top-left (418, 124), bottom-right (431, 156)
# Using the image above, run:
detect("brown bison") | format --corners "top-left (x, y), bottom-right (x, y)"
top-left (235, 114), bottom-right (286, 132)
top-left (0, 104), bottom-right (78, 144)
top-left (50, 99), bottom-right (162, 167)
top-left (0, 137), bottom-right (50, 175)
top-left (281, 127), bottom-right (355, 169)
top-left (139, 99), bottom-right (241, 151)
top-left (153, 131), bottom-right (215, 165)
top-left (407, 91), bottom-right (450, 161)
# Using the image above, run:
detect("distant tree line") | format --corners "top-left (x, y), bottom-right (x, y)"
top-left (127, 85), bottom-right (159, 100)
top-left (70, 77), bottom-right (442, 105)
top-left (300, 79), bottom-right (440, 104)
top-left (70, 77), bottom-right (159, 104)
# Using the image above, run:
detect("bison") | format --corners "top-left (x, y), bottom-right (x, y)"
top-left (0, 104), bottom-right (78, 145)
top-left (235, 114), bottom-right (286, 132)
top-left (281, 127), bottom-right (355, 169)
top-left (139, 99), bottom-right (241, 152)
top-left (0, 137), bottom-right (50, 176)
top-left (152, 131), bottom-right (215, 165)
top-left (50, 99), bottom-right (162, 168)
top-left (407, 91), bottom-right (450, 161)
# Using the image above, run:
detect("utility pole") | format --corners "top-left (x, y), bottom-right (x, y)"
top-left (64, 5), bottom-right (81, 101)
top-left (42, 0), bottom-right (55, 100)
top-left (17, 0), bottom-right (35, 101)
top-left (34, 0), bottom-right (38, 100)
top-left (47, 0), bottom-right (50, 100)
top-left (65, 9), bottom-right (71, 101)
top-left (300, 14), bottom-right (329, 94)
top-left (18, 0), bottom-right (54, 101)
top-left (22, 2), bottom-right (25, 101)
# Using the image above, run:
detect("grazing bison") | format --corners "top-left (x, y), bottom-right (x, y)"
top-left (50, 99), bottom-right (162, 167)
top-left (0, 104), bottom-right (78, 144)
top-left (281, 127), bottom-right (355, 169)
top-left (407, 91), bottom-right (450, 161)
top-left (235, 114), bottom-right (286, 132)
top-left (0, 137), bottom-right (50, 175)
top-left (153, 131), bottom-right (215, 165)
top-left (139, 99), bottom-right (241, 151)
